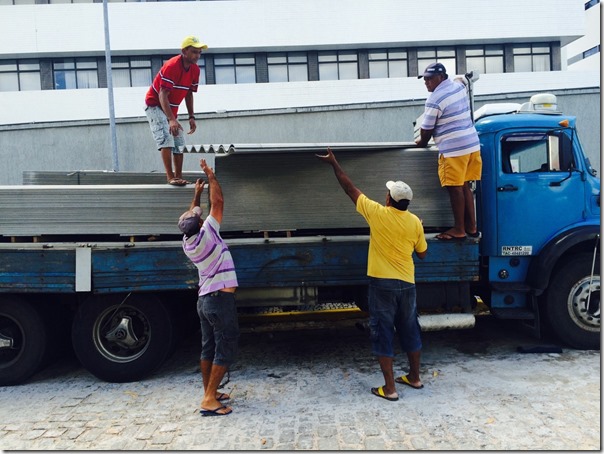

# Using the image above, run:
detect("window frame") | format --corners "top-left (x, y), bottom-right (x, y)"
top-left (0, 59), bottom-right (41, 92)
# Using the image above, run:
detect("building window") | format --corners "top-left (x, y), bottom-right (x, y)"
top-left (465, 45), bottom-right (504, 74)
top-left (0, 59), bottom-right (41, 92)
top-left (513, 44), bottom-right (551, 72)
top-left (318, 51), bottom-right (358, 80)
top-left (267, 52), bottom-right (308, 82)
top-left (53, 58), bottom-right (98, 90)
top-left (585, 0), bottom-right (599, 10)
top-left (198, 56), bottom-right (206, 85)
top-left (368, 49), bottom-right (408, 79)
top-left (417, 47), bottom-right (456, 75)
top-left (214, 54), bottom-right (256, 84)
top-left (584, 45), bottom-right (600, 58)
top-left (1, 0), bottom-right (36, 4)
top-left (111, 57), bottom-right (152, 88)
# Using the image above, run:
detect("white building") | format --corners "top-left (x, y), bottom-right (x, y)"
top-left (0, 0), bottom-right (600, 184)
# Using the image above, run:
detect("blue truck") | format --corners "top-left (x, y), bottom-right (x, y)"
top-left (0, 92), bottom-right (600, 385)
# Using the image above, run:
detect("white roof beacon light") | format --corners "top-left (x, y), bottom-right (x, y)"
top-left (518, 93), bottom-right (560, 114)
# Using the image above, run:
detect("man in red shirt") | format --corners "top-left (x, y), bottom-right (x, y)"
top-left (145, 36), bottom-right (207, 186)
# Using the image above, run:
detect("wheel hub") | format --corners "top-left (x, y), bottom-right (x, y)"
top-left (569, 276), bottom-right (601, 330)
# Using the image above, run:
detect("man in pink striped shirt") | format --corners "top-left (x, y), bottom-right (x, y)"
top-left (178, 159), bottom-right (239, 417)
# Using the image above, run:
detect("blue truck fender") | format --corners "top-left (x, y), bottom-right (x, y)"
top-left (527, 225), bottom-right (600, 296)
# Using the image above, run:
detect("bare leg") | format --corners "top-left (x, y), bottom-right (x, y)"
top-left (377, 356), bottom-right (398, 396)
top-left (406, 350), bottom-right (422, 386)
top-left (200, 363), bottom-right (231, 414)
top-left (443, 185), bottom-right (466, 237)
top-left (463, 182), bottom-right (477, 235)
top-left (200, 360), bottom-right (230, 402)
top-left (173, 153), bottom-right (184, 180)
top-left (160, 147), bottom-right (175, 182)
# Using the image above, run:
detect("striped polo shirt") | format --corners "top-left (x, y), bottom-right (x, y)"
top-left (182, 214), bottom-right (238, 296)
top-left (420, 78), bottom-right (480, 157)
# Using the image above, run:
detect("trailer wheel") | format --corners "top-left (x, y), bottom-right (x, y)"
top-left (71, 293), bottom-right (174, 382)
top-left (0, 298), bottom-right (48, 386)
top-left (545, 253), bottom-right (600, 350)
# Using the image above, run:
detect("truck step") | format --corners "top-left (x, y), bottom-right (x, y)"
top-left (418, 313), bottom-right (475, 331)
top-left (490, 282), bottom-right (532, 292)
top-left (490, 307), bottom-right (536, 320)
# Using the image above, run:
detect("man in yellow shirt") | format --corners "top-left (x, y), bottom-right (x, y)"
top-left (317, 148), bottom-right (428, 401)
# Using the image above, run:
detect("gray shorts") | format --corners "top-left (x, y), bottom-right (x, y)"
top-left (144, 105), bottom-right (185, 154)
top-left (197, 291), bottom-right (240, 367)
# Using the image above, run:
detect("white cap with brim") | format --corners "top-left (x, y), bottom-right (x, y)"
top-left (386, 180), bottom-right (413, 202)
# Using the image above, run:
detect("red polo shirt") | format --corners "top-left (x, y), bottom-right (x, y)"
top-left (145, 55), bottom-right (200, 117)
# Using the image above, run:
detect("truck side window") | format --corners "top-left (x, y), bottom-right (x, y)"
top-left (501, 133), bottom-right (566, 174)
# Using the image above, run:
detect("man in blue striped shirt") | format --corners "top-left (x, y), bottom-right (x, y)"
top-left (178, 158), bottom-right (239, 417)
top-left (415, 63), bottom-right (482, 240)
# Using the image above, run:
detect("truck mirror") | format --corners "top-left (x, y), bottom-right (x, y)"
top-left (548, 131), bottom-right (574, 172)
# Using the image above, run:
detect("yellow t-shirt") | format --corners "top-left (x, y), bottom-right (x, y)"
top-left (356, 194), bottom-right (428, 283)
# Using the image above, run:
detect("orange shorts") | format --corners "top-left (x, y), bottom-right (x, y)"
top-left (438, 151), bottom-right (482, 187)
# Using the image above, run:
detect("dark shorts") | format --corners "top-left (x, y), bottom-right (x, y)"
top-left (197, 291), bottom-right (240, 367)
top-left (368, 277), bottom-right (422, 357)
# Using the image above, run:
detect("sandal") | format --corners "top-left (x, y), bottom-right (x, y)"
top-left (168, 178), bottom-right (187, 186)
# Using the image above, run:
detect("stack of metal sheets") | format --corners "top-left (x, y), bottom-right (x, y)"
top-left (10, 144), bottom-right (452, 237)
top-left (22, 171), bottom-right (203, 186)
top-left (217, 147), bottom-right (452, 232)
top-left (0, 185), bottom-right (205, 237)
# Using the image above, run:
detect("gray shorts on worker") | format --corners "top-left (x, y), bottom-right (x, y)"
top-left (144, 105), bottom-right (185, 153)
top-left (197, 291), bottom-right (240, 367)
top-left (368, 277), bottom-right (422, 357)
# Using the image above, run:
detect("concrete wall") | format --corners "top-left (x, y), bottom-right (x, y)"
top-left (0, 90), bottom-right (599, 186)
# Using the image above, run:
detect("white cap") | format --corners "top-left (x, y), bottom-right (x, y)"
top-left (386, 180), bottom-right (413, 202)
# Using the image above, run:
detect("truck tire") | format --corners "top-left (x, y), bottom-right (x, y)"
top-left (0, 298), bottom-right (48, 386)
top-left (71, 293), bottom-right (174, 383)
top-left (545, 253), bottom-right (600, 350)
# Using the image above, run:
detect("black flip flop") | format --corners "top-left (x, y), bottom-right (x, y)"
top-left (200, 405), bottom-right (232, 417)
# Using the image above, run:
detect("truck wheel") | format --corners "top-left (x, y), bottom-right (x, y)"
top-left (545, 253), bottom-right (600, 350)
top-left (0, 298), bottom-right (48, 386)
top-left (71, 293), bottom-right (174, 382)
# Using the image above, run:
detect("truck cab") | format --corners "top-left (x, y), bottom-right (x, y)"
top-left (474, 94), bottom-right (600, 349)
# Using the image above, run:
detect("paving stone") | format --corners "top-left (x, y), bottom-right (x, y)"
top-left (0, 317), bottom-right (599, 451)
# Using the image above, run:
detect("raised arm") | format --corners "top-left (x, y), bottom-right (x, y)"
top-left (189, 178), bottom-right (206, 211)
top-left (315, 147), bottom-right (362, 205)
top-left (200, 159), bottom-right (224, 224)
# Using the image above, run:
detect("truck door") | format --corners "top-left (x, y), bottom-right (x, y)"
top-left (495, 130), bottom-right (584, 255)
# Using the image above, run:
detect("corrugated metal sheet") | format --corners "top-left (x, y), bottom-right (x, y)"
top-left (12, 145), bottom-right (453, 236)
top-left (181, 142), bottom-right (416, 154)
top-left (217, 147), bottom-right (452, 232)
top-left (22, 171), bottom-right (204, 186)
top-left (0, 185), bottom-right (206, 237)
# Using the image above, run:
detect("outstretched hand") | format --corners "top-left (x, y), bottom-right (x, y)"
top-left (195, 178), bottom-right (206, 193)
top-left (200, 158), bottom-right (215, 178)
top-left (315, 147), bottom-right (337, 165)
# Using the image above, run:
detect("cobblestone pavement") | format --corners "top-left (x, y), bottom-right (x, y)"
top-left (0, 315), bottom-right (600, 451)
